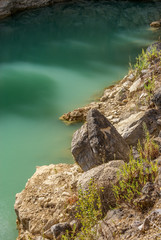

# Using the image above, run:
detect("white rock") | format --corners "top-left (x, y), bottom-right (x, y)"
top-left (129, 78), bottom-right (143, 93)
top-left (127, 73), bottom-right (135, 82)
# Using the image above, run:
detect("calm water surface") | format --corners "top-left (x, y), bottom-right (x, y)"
top-left (0, 1), bottom-right (161, 239)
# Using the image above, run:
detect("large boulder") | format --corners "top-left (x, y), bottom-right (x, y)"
top-left (116, 109), bottom-right (161, 146)
top-left (78, 160), bottom-right (125, 213)
top-left (71, 109), bottom-right (130, 171)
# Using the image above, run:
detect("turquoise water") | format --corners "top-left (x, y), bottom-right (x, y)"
top-left (0, 1), bottom-right (161, 239)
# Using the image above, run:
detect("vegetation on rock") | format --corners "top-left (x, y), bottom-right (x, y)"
top-left (113, 124), bottom-right (159, 210)
top-left (62, 179), bottom-right (103, 240)
top-left (131, 44), bottom-right (161, 75)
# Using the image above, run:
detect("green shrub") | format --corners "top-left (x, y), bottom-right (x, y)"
top-left (113, 125), bottom-right (159, 210)
top-left (131, 45), bottom-right (161, 75)
top-left (144, 74), bottom-right (155, 104)
top-left (62, 179), bottom-right (103, 240)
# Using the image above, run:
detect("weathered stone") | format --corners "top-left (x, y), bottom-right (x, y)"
top-left (127, 73), bottom-right (136, 82)
top-left (117, 109), bottom-right (161, 145)
top-left (152, 87), bottom-right (161, 109)
top-left (78, 160), bottom-right (125, 212)
top-left (129, 78), bottom-right (143, 93)
top-left (138, 218), bottom-right (150, 232)
top-left (51, 222), bottom-right (72, 240)
top-left (59, 107), bottom-right (90, 123)
top-left (71, 109), bottom-right (130, 171)
top-left (35, 236), bottom-right (49, 240)
top-left (14, 164), bottom-right (82, 240)
top-left (134, 182), bottom-right (159, 211)
top-left (138, 209), bottom-right (161, 233)
top-left (96, 208), bottom-right (133, 240)
top-left (150, 20), bottom-right (161, 28)
top-left (115, 87), bottom-right (127, 101)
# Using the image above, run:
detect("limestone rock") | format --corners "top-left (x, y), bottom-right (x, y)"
top-left (78, 160), bottom-right (125, 212)
top-left (59, 107), bottom-right (90, 123)
top-left (14, 164), bottom-right (82, 240)
top-left (150, 20), bottom-right (161, 28)
top-left (116, 109), bottom-right (161, 145)
top-left (71, 109), bottom-right (130, 171)
top-left (129, 78), bottom-right (143, 93)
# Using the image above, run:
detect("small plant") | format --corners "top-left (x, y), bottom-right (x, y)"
top-left (134, 48), bottom-right (149, 73)
top-left (144, 74), bottom-right (155, 104)
top-left (113, 124), bottom-right (159, 210)
top-left (131, 45), bottom-right (161, 75)
top-left (140, 123), bottom-right (159, 161)
top-left (62, 179), bottom-right (103, 240)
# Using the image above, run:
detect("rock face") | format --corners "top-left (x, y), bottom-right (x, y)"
top-left (14, 164), bottom-right (82, 240)
top-left (0, 0), bottom-right (55, 19)
top-left (71, 109), bottom-right (130, 171)
top-left (78, 160), bottom-right (125, 212)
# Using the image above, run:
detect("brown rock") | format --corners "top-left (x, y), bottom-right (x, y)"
top-left (71, 109), bottom-right (130, 171)
top-left (14, 164), bottom-right (82, 240)
top-left (150, 20), bottom-right (161, 28)
top-left (117, 109), bottom-right (161, 145)
top-left (78, 160), bottom-right (125, 212)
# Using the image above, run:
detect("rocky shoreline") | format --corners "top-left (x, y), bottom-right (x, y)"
top-left (14, 40), bottom-right (161, 240)
top-left (0, 0), bottom-right (161, 21)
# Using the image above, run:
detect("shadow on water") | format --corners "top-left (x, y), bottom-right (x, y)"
top-left (0, 65), bottom-right (56, 117)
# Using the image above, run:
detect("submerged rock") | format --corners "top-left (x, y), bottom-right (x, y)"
top-left (71, 109), bottom-right (130, 171)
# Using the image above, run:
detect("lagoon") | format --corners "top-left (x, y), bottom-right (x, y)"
top-left (0, 1), bottom-right (161, 239)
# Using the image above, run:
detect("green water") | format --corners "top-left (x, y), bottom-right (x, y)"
top-left (0, 1), bottom-right (161, 239)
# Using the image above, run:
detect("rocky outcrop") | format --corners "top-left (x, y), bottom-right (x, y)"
top-left (60, 43), bottom-right (161, 128)
top-left (14, 164), bottom-right (82, 240)
top-left (116, 109), bottom-right (161, 145)
top-left (15, 42), bottom-right (161, 240)
top-left (78, 160), bottom-right (125, 212)
top-left (71, 109), bottom-right (130, 171)
top-left (14, 160), bottom-right (124, 240)
top-left (150, 19), bottom-right (161, 28)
